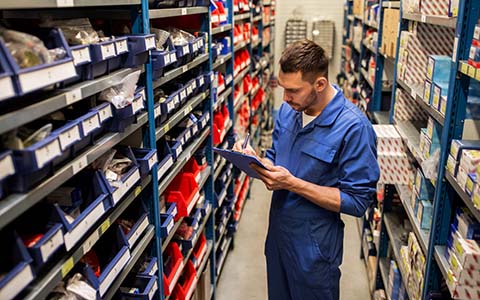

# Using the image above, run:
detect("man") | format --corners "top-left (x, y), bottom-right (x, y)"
top-left (234, 40), bottom-right (380, 300)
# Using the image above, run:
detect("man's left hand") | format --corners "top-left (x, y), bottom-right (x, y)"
top-left (250, 164), bottom-right (296, 191)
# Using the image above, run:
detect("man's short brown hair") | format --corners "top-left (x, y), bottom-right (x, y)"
top-left (279, 39), bottom-right (329, 83)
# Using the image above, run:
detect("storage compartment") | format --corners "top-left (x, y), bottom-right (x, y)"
top-left (109, 92), bottom-right (144, 132)
top-left (88, 39), bottom-right (117, 79)
top-left (0, 27), bottom-right (76, 95)
top-left (117, 201), bottom-right (150, 249)
top-left (109, 36), bottom-right (130, 71)
top-left (15, 204), bottom-right (64, 267)
top-left (160, 213), bottom-right (175, 239)
top-left (130, 147), bottom-right (157, 177)
top-left (191, 233), bottom-right (207, 269)
top-left (152, 49), bottom-right (177, 80)
top-left (119, 274), bottom-right (158, 300)
top-left (0, 43), bottom-right (16, 101)
top-left (81, 226), bottom-right (131, 297)
top-left (165, 172), bottom-right (201, 221)
top-left (134, 256), bottom-right (158, 277)
top-left (171, 261), bottom-right (198, 300)
top-left (124, 34), bottom-right (156, 68)
top-left (174, 209), bottom-right (202, 252)
top-left (0, 150), bottom-right (15, 199)
top-left (50, 171), bottom-right (110, 251)
top-left (163, 242), bottom-right (184, 296)
top-left (157, 139), bottom-right (175, 180)
top-left (0, 231), bottom-right (35, 300)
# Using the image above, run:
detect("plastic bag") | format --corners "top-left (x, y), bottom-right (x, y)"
top-left (40, 18), bottom-right (99, 45)
top-left (168, 28), bottom-right (195, 45)
top-left (0, 28), bottom-right (52, 68)
top-left (99, 70), bottom-right (141, 109)
top-left (66, 273), bottom-right (97, 300)
top-left (151, 28), bottom-right (170, 50)
top-left (421, 148), bottom-right (440, 180)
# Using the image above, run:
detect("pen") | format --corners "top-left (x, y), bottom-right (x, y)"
top-left (242, 133), bottom-right (250, 150)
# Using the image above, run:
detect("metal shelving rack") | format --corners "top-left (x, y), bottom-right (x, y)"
top-left (0, 0), bottom-right (275, 299)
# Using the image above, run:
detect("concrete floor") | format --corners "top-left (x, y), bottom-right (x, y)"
top-left (216, 181), bottom-right (371, 300)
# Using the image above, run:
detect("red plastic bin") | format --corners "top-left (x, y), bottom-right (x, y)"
top-left (165, 173), bottom-right (200, 221)
top-left (163, 243), bottom-right (185, 297)
top-left (171, 261), bottom-right (198, 300)
top-left (191, 233), bottom-right (207, 269)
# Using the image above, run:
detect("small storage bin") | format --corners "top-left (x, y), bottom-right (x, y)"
top-left (0, 28), bottom-right (76, 96)
top-left (124, 34), bottom-right (156, 68)
top-left (51, 171), bottom-right (110, 251)
top-left (117, 201), bottom-right (150, 249)
top-left (191, 233), bottom-right (207, 269)
top-left (0, 150), bottom-right (15, 199)
top-left (174, 209), bottom-right (202, 251)
top-left (109, 36), bottom-right (130, 71)
top-left (171, 261), bottom-right (198, 300)
top-left (198, 199), bottom-right (212, 219)
top-left (173, 41), bottom-right (191, 67)
top-left (196, 74), bottom-right (207, 92)
top-left (0, 44), bottom-right (16, 101)
top-left (119, 274), bottom-right (158, 300)
top-left (214, 179), bottom-right (228, 208)
top-left (88, 39), bottom-right (117, 79)
top-left (196, 111), bottom-right (210, 132)
top-left (160, 213), bottom-right (175, 239)
top-left (160, 91), bottom-right (181, 120)
top-left (108, 92), bottom-right (144, 132)
top-left (165, 172), bottom-right (200, 221)
top-left (167, 126), bottom-right (191, 148)
top-left (166, 139), bottom-right (183, 161)
top-left (135, 256), bottom-right (158, 277)
top-left (130, 147), bottom-right (157, 177)
top-left (163, 243), bottom-right (184, 296)
top-left (95, 147), bottom-right (141, 206)
top-left (15, 204), bottom-right (64, 268)
top-left (157, 140), bottom-right (175, 180)
top-left (183, 158), bottom-right (202, 184)
top-left (152, 50), bottom-right (176, 80)
top-left (81, 226), bottom-right (131, 297)
top-left (51, 119), bottom-right (83, 166)
top-left (0, 231), bottom-right (35, 300)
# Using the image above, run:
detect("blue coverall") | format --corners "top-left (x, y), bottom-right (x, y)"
top-left (264, 86), bottom-right (380, 300)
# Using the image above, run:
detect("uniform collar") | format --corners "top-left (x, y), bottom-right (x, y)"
top-left (312, 85), bottom-right (345, 127)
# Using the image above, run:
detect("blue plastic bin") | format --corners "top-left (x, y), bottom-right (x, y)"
top-left (109, 93), bottom-right (144, 132)
top-left (66, 44), bottom-right (92, 84)
top-left (157, 140), bottom-right (175, 180)
top-left (118, 201), bottom-right (150, 249)
top-left (119, 275), bottom-right (158, 300)
top-left (88, 39), bottom-right (117, 79)
top-left (160, 213), bottom-right (175, 239)
top-left (136, 257), bottom-right (158, 277)
top-left (131, 147), bottom-right (157, 177)
top-left (109, 36), bottom-right (130, 71)
top-left (124, 34), bottom-right (156, 68)
top-left (0, 43), bottom-right (16, 101)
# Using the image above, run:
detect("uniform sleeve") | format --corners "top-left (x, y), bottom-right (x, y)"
top-left (265, 104), bottom-right (284, 164)
top-left (338, 123), bottom-right (380, 217)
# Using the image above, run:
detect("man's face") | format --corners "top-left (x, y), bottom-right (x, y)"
top-left (278, 71), bottom-right (317, 112)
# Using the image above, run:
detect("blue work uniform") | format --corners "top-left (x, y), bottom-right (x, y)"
top-left (264, 85), bottom-right (380, 300)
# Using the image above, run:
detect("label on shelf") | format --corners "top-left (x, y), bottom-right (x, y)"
top-left (158, 157), bottom-right (174, 179)
top-left (98, 104), bottom-right (113, 123)
top-left (56, 0), bottom-right (74, 7)
top-left (72, 47), bottom-right (91, 66)
top-left (421, 14), bottom-right (427, 23)
top-left (154, 105), bottom-right (161, 119)
top-left (149, 281), bottom-right (158, 300)
top-left (164, 54), bottom-right (171, 65)
top-left (145, 36), bottom-right (156, 50)
top-left (183, 45), bottom-right (190, 55)
top-left (181, 8), bottom-right (187, 15)
top-left (180, 89), bottom-right (187, 100)
top-left (61, 257), bottom-right (75, 277)
top-left (101, 43), bottom-right (116, 60)
top-left (148, 154), bottom-right (158, 171)
top-left (0, 154), bottom-right (14, 181)
top-left (182, 65), bottom-right (189, 73)
top-left (476, 69), bottom-right (480, 81)
top-left (461, 62), bottom-right (469, 74)
top-left (468, 65), bottom-right (476, 78)
top-left (81, 114), bottom-right (101, 136)
top-left (58, 125), bottom-right (81, 151)
top-left (35, 139), bottom-right (61, 169)
top-left (63, 200), bottom-right (105, 251)
top-left (65, 89), bottom-right (82, 106)
top-left (167, 101), bottom-right (176, 113)
top-left (112, 170), bottom-right (141, 204)
top-left (82, 227), bottom-right (100, 255)
top-left (132, 96), bottom-right (144, 114)
top-left (115, 39), bottom-right (128, 54)
top-left (170, 53), bottom-right (177, 62)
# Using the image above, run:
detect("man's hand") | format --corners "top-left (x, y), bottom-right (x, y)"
top-left (233, 139), bottom-right (257, 156)
top-left (250, 164), bottom-right (297, 191)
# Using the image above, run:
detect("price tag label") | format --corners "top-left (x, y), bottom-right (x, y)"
top-left (65, 88), bottom-right (82, 105)
top-left (72, 47), bottom-right (90, 66)
top-left (469, 66), bottom-right (476, 78)
top-left (101, 43), bottom-right (116, 60)
top-left (164, 124), bottom-right (170, 133)
top-left (100, 219), bottom-right (111, 234)
top-left (57, 0), bottom-right (74, 7)
top-left (182, 65), bottom-right (189, 73)
top-left (145, 36), bottom-right (156, 50)
top-left (134, 186), bottom-right (142, 197)
top-left (61, 257), bottom-right (75, 277)
top-left (476, 69), bottom-right (480, 81)
top-left (116, 39), bottom-right (128, 54)
top-left (164, 54), bottom-right (171, 65)
top-left (72, 156), bottom-right (88, 175)
top-left (182, 8), bottom-right (187, 15)
top-left (461, 62), bottom-right (468, 74)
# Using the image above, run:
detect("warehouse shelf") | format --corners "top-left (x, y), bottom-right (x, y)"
top-left (234, 39), bottom-right (251, 52)
top-left (0, 67), bottom-right (141, 135)
top-left (234, 67), bottom-right (250, 85)
top-left (361, 68), bottom-right (391, 92)
top-left (363, 40), bottom-right (376, 54)
top-left (378, 257), bottom-right (392, 300)
top-left (234, 92), bottom-right (249, 114)
top-left (162, 217), bottom-right (185, 252)
top-left (364, 20), bottom-right (379, 29)
top-left (214, 87), bottom-right (233, 111)
top-left (251, 85), bottom-right (261, 99)
top-left (394, 120), bottom-right (424, 165)
top-left (383, 212), bottom-right (414, 300)
top-left (434, 246), bottom-right (450, 286)
top-left (153, 54), bottom-right (209, 89)
top-left (402, 13), bottom-right (457, 29)
top-left (149, 6), bottom-right (209, 19)
top-left (158, 127), bottom-right (210, 196)
top-left (104, 225), bottom-right (155, 300)
top-left (182, 210), bottom-right (212, 265)
top-left (0, 112), bottom-right (148, 231)
top-left (212, 24), bottom-right (233, 35)
top-left (0, 0), bottom-right (139, 9)
top-left (445, 172), bottom-right (480, 222)
top-left (459, 60), bottom-right (480, 81)
top-left (396, 184), bottom-right (430, 254)
top-left (373, 111), bottom-right (390, 124)
top-left (382, 1), bottom-right (400, 8)
top-left (397, 79), bottom-right (445, 125)
top-left (233, 12), bottom-right (250, 21)
top-left (22, 175), bottom-right (151, 300)
top-left (216, 236), bottom-right (233, 276)
top-left (218, 176), bottom-right (233, 208)
top-left (214, 158), bottom-right (227, 181)
top-left (253, 15), bottom-right (262, 22)
top-left (155, 91), bottom-right (210, 140)
top-left (213, 53), bottom-right (233, 69)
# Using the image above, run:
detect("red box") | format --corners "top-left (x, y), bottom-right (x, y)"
top-left (163, 243), bottom-right (185, 296)
top-left (191, 233), bottom-right (208, 269)
top-left (171, 261), bottom-right (198, 300)
top-left (165, 173), bottom-right (201, 220)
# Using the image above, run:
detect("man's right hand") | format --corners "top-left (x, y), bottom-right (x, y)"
top-left (233, 139), bottom-right (257, 156)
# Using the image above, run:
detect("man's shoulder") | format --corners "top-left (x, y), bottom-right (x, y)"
top-left (338, 98), bottom-right (372, 128)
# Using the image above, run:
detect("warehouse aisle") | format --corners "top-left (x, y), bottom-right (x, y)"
top-left (216, 181), bottom-right (371, 300)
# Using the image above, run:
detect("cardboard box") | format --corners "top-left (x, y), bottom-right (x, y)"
top-left (446, 268), bottom-right (480, 300)
top-left (453, 232), bottom-right (480, 270)
top-left (427, 117), bottom-right (441, 144)
top-left (394, 89), bottom-right (429, 122)
top-left (447, 154), bottom-right (459, 177)
top-left (417, 200), bottom-right (433, 230)
top-left (451, 140), bottom-right (480, 162)
top-left (460, 149), bottom-right (480, 174)
top-left (378, 153), bottom-right (414, 184)
top-left (353, 0), bottom-right (364, 17)
top-left (432, 82), bottom-right (449, 111)
top-left (381, 9), bottom-right (401, 58)
top-left (440, 95), bottom-right (447, 116)
top-left (374, 125), bottom-right (406, 154)
top-left (473, 183), bottom-right (480, 210)
top-left (421, 0), bottom-right (451, 16)
top-left (427, 55), bottom-right (452, 83)
top-left (466, 173), bottom-right (477, 197)
top-left (423, 80), bottom-right (432, 105)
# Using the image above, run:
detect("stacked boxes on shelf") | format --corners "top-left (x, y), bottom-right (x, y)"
top-left (424, 55), bottom-right (452, 116)
top-left (402, 0), bottom-right (458, 16)
top-left (411, 168), bottom-right (435, 230)
top-left (394, 89), bottom-right (429, 121)
top-left (399, 232), bottom-right (427, 300)
top-left (387, 260), bottom-right (407, 300)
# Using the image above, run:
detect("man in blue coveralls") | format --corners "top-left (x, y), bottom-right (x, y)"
top-left (234, 40), bottom-right (380, 299)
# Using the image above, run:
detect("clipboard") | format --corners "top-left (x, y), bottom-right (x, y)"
top-left (213, 147), bottom-right (268, 179)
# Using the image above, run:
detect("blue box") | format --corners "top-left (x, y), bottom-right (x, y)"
top-left (0, 231), bottom-right (35, 299)
top-left (95, 147), bottom-right (141, 206)
top-left (160, 213), bottom-right (175, 239)
top-left (82, 226), bottom-right (131, 298)
top-left (51, 171), bottom-right (110, 251)
top-left (427, 55), bottom-right (451, 84)
top-left (417, 200), bottom-right (433, 230)
top-left (415, 169), bottom-right (435, 200)
top-left (152, 49), bottom-right (177, 79)
top-left (109, 36), bottom-right (130, 71)
top-left (0, 43), bottom-right (16, 101)
top-left (156, 140), bottom-right (175, 180)
top-left (166, 138), bottom-right (183, 161)
top-left (135, 257), bottom-right (158, 277)
top-left (454, 207), bottom-right (480, 240)
top-left (0, 28), bottom-right (76, 96)
top-left (118, 201), bottom-right (150, 249)
top-left (88, 39), bottom-right (117, 79)
top-left (131, 147), bottom-right (157, 177)
top-left (51, 119), bottom-right (83, 166)
top-left (119, 275), bottom-right (158, 300)
top-left (467, 94), bottom-right (480, 120)
top-left (124, 34), bottom-right (156, 68)
top-left (109, 93), bottom-right (145, 132)
top-left (175, 209), bottom-right (202, 251)
top-left (198, 199), bottom-right (212, 218)
top-left (0, 150), bottom-right (15, 199)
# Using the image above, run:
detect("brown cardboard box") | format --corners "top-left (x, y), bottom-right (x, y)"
top-left (197, 261), bottom-right (212, 300)
top-left (353, 0), bottom-right (364, 18)
top-left (381, 9), bottom-right (400, 58)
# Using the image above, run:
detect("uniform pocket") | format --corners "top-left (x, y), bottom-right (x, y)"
top-left (301, 140), bottom-right (337, 163)
top-left (309, 218), bottom-right (345, 266)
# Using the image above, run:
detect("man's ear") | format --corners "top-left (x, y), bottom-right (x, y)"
top-left (314, 76), bottom-right (328, 92)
